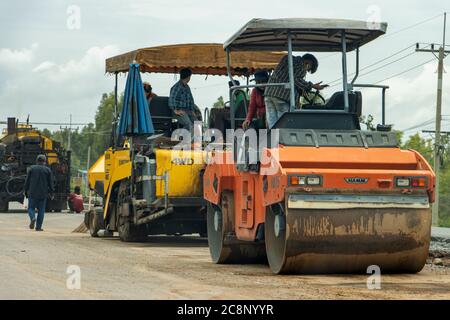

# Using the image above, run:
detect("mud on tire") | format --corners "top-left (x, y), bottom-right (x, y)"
top-left (86, 208), bottom-right (104, 237)
top-left (118, 217), bottom-right (148, 242)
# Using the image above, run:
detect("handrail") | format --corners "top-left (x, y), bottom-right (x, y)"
top-left (352, 83), bottom-right (390, 125)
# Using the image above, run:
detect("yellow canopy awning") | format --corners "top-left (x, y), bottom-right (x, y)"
top-left (105, 43), bottom-right (285, 76)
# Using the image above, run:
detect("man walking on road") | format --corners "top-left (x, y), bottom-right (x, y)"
top-left (24, 154), bottom-right (54, 231)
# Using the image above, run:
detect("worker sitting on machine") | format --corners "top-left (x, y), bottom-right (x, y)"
top-left (242, 70), bottom-right (269, 130)
top-left (143, 82), bottom-right (157, 105)
top-left (169, 68), bottom-right (197, 133)
top-left (264, 53), bottom-right (328, 128)
top-left (68, 186), bottom-right (84, 214)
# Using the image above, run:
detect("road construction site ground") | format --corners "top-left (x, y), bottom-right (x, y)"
top-left (1, 209), bottom-right (450, 300)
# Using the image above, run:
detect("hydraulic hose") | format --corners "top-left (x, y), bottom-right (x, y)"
top-left (5, 175), bottom-right (26, 197)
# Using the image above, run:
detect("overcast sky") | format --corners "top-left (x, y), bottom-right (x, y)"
top-left (0, 0), bottom-right (449, 135)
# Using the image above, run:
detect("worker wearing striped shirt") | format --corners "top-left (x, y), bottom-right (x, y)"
top-left (264, 54), bottom-right (327, 128)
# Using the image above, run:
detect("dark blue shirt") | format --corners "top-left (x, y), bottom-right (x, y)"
top-left (24, 164), bottom-right (54, 200)
top-left (169, 80), bottom-right (195, 110)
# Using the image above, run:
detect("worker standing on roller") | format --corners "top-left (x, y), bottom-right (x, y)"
top-left (24, 154), bottom-right (54, 231)
top-left (242, 70), bottom-right (269, 130)
top-left (264, 53), bottom-right (327, 128)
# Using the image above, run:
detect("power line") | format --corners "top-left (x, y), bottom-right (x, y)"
top-left (192, 82), bottom-right (226, 90)
top-left (374, 58), bottom-right (436, 84)
top-left (361, 45), bottom-right (420, 70)
top-left (401, 118), bottom-right (436, 132)
top-left (328, 44), bottom-right (416, 82)
top-left (320, 13), bottom-right (444, 62)
top-left (328, 44), bottom-right (433, 87)
top-left (0, 121), bottom-right (91, 126)
top-left (402, 118), bottom-right (450, 133)
top-left (360, 51), bottom-right (417, 76)
top-left (330, 44), bottom-right (430, 88)
top-left (384, 13), bottom-right (443, 39)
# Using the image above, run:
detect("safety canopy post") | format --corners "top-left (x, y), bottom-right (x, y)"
top-left (341, 30), bottom-right (349, 111)
top-left (287, 31), bottom-right (295, 111)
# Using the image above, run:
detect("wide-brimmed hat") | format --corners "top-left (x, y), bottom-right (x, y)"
top-left (250, 70), bottom-right (269, 82)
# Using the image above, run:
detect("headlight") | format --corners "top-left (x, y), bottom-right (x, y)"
top-left (396, 178), bottom-right (410, 187)
top-left (306, 176), bottom-right (321, 185)
top-left (395, 177), bottom-right (427, 188)
top-left (289, 175), bottom-right (322, 186)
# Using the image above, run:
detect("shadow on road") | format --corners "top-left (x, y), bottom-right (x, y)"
top-left (99, 235), bottom-right (208, 248)
top-left (0, 210), bottom-right (28, 214)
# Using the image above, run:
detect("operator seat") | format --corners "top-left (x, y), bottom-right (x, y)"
top-left (148, 96), bottom-right (175, 136)
top-left (302, 91), bottom-right (362, 117)
top-left (208, 93), bottom-right (250, 135)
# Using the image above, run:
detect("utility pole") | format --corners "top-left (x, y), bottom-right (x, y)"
top-left (60, 114), bottom-right (78, 152)
top-left (68, 114), bottom-right (72, 151)
top-left (86, 145), bottom-right (91, 198)
top-left (422, 130), bottom-right (450, 163)
top-left (415, 12), bottom-right (449, 225)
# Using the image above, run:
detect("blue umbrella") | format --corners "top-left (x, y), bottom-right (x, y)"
top-left (118, 63), bottom-right (154, 136)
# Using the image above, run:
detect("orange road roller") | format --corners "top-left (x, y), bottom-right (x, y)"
top-left (203, 18), bottom-right (435, 274)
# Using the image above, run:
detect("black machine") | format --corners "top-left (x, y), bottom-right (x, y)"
top-left (0, 118), bottom-right (71, 212)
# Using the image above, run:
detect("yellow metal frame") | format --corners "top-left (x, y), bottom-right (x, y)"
top-left (0, 128), bottom-right (60, 165)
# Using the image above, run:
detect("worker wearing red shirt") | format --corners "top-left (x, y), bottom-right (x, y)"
top-left (242, 70), bottom-right (269, 130)
top-left (68, 186), bottom-right (84, 213)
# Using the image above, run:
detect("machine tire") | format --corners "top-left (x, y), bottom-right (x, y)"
top-left (265, 203), bottom-right (288, 274)
top-left (88, 209), bottom-right (104, 238)
top-left (0, 200), bottom-right (9, 212)
top-left (115, 179), bottom-right (147, 242)
top-left (207, 196), bottom-right (266, 264)
top-left (118, 220), bottom-right (148, 242)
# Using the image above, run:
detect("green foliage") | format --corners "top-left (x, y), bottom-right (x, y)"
top-left (45, 92), bottom-right (123, 177)
top-left (213, 96), bottom-right (225, 109)
top-left (402, 133), bottom-right (434, 164)
top-left (440, 215), bottom-right (450, 227)
top-left (41, 128), bottom-right (52, 138)
top-left (394, 130), bottom-right (403, 146)
top-left (401, 132), bottom-right (450, 227)
top-left (360, 114), bottom-right (375, 131)
top-left (90, 92), bottom-right (123, 162)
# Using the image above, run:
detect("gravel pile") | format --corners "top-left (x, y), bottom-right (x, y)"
top-left (428, 237), bottom-right (450, 267)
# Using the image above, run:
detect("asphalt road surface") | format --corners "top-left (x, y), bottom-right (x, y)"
top-left (1, 209), bottom-right (450, 300)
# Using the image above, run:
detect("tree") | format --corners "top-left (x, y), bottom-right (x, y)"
top-left (213, 96), bottom-right (225, 109)
top-left (360, 114), bottom-right (375, 131)
top-left (90, 92), bottom-right (120, 162)
top-left (402, 133), bottom-right (433, 164)
top-left (41, 128), bottom-right (52, 138)
top-left (43, 91), bottom-right (123, 176)
top-left (401, 132), bottom-right (450, 227)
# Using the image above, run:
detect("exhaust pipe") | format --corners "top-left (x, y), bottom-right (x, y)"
top-left (7, 117), bottom-right (16, 135)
